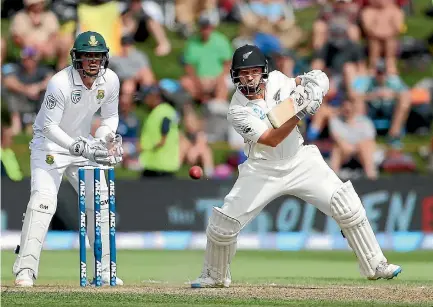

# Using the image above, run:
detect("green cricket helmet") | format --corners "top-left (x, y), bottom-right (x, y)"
top-left (70, 31), bottom-right (109, 77)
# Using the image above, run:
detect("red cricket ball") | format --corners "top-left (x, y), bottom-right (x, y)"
top-left (189, 166), bottom-right (203, 180)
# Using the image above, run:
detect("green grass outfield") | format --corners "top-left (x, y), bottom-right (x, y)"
top-left (1, 250), bottom-right (432, 306)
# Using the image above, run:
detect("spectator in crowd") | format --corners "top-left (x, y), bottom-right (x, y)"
top-left (9, 0), bottom-right (68, 70)
top-left (219, 0), bottom-right (243, 23)
top-left (76, 0), bottom-right (123, 57)
top-left (305, 82), bottom-right (346, 143)
top-left (2, 47), bottom-right (53, 135)
top-left (1, 111), bottom-right (23, 182)
top-left (122, 0), bottom-right (172, 56)
top-left (175, 0), bottom-right (219, 37)
top-left (313, 0), bottom-right (360, 50)
top-left (179, 103), bottom-right (215, 177)
top-left (329, 97), bottom-right (378, 180)
top-left (238, 0), bottom-right (304, 52)
top-left (180, 13), bottom-right (232, 104)
top-left (139, 85), bottom-right (181, 178)
top-left (1, 37), bottom-right (6, 67)
top-left (311, 21), bottom-right (364, 91)
top-left (361, 0), bottom-right (404, 74)
top-left (428, 137), bottom-right (433, 173)
top-left (116, 80), bottom-right (141, 171)
top-left (353, 60), bottom-right (411, 148)
top-left (270, 48), bottom-right (309, 78)
top-left (109, 34), bottom-right (155, 92)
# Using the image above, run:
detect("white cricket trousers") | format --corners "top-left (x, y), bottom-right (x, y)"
top-left (30, 149), bottom-right (108, 200)
top-left (221, 145), bottom-right (344, 228)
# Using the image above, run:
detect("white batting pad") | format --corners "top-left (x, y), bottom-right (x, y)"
top-left (331, 181), bottom-right (386, 277)
top-left (203, 207), bottom-right (241, 284)
top-left (13, 192), bottom-right (57, 278)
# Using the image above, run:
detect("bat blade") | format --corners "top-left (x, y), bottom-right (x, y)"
top-left (266, 98), bottom-right (296, 128)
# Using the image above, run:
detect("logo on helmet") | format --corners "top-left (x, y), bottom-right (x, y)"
top-left (88, 36), bottom-right (99, 47)
top-left (243, 51), bottom-right (253, 61)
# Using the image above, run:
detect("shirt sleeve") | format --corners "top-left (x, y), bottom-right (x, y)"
top-left (161, 117), bottom-right (171, 135)
top-left (227, 106), bottom-right (268, 143)
top-left (100, 73), bottom-right (120, 133)
top-left (41, 79), bottom-right (75, 149)
top-left (277, 71), bottom-right (296, 93)
top-left (2, 63), bottom-right (18, 77)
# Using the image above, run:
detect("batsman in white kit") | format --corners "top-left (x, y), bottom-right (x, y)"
top-left (13, 31), bottom-right (124, 287)
top-left (191, 45), bottom-right (402, 288)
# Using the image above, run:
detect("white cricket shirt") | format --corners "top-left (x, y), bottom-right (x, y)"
top-left (227, 70), bottom-right (304, 160)
top-left (31, 66), bottom-right (120, 153)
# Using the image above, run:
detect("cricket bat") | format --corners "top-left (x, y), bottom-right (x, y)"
top-left (267, 86), bottom-right (307, 128)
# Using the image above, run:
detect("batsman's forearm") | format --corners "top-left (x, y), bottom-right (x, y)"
top-left (259, 116), bottom-right (300, 147)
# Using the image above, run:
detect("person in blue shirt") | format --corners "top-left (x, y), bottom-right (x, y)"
top-left (353, 60), bottom-right (411, 148)
top-left (116, 80), bottom-right (140, 170)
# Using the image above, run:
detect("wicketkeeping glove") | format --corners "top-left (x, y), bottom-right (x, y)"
top-left (69, 137), bottom-right (118, 166)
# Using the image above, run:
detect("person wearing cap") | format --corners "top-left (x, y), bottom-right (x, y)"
top-left (180, 13), bottom-right (233, 104)
top-left (353, 59), bottom-right (411, 147)
top-left (2, 47), bottom-right (53, 135)
top-left (12, 31), bottom-right (124, 287)
top-left (138, 85), bottom-right (180, 178)
top-left (109, 34), bottom-right (155, 92)
top-left (10, 0), bottom-right (63, 65)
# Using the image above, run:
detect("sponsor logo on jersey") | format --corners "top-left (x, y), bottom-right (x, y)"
top-left (97, 90), bottom-right (105, 101)
top-left (252, 106), bottom-right (266, 120)
top-left (45, 94), bottom-right (57, 109)
top-left (45, 154), bottom-right (54, 165)
top-left (273, 89), bottom-right (281, 102)
top-left (71, 90), bottom-right (81, 104)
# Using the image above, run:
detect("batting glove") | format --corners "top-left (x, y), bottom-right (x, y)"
top-left (299, 70), bottom-right (329, 97)
top-left (296, 83), bottom-right (323, 120)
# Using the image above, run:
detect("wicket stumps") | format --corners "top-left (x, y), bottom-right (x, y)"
top-left (78, 166), bottom-right (117, 287)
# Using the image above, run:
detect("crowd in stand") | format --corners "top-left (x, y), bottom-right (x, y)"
top-left (1, 0), bottom-right (433, 180)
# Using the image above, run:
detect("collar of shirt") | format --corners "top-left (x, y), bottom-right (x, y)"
top-left (71, 68), bottom-right (106, 89)
top-left (234, 88), bottom-right (269, 107)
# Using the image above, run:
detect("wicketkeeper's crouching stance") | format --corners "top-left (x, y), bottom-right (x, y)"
top-left (13, 31), bottom-right (124, 287)
top-left (191, 45), bottom-right (402, 288)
